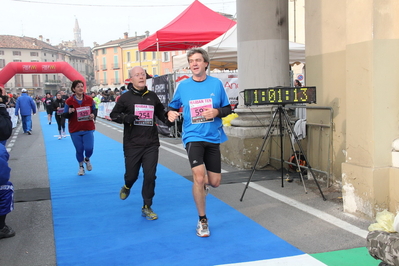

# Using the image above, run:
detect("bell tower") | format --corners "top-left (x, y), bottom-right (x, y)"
top-left (73, 18), bottom-right (84, 47)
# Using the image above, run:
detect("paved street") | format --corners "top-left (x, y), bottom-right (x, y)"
top-left (0, 112), bottom-right (375, 265)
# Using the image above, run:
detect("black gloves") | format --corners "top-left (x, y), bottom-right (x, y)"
top-left (123, 114), bottom-right (139, 124)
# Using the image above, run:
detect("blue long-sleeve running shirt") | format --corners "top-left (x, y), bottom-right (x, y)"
top-left (168, 76), bottom-right (230, 147)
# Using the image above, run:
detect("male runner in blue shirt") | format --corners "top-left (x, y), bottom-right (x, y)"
top-left (167, 48), bottom-right (232, 237)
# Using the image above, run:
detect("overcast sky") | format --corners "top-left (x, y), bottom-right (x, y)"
top-left (1, 0), bottom-right (236, 47)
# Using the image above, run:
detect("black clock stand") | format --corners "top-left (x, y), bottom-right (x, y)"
top-left (239, 104), bottom-right (326, 201)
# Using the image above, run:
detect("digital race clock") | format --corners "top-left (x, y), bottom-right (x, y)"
top-left (243, 86), bottom-right (316, 106)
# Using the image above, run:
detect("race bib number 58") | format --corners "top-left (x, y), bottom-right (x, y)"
top-left (189, 98), bottom-right (214, 124)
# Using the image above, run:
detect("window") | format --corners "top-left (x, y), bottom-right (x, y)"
top-left (152, 67), bottom-right (157, 76)
top-left (127, 52), bottom-right (131, 62)
top-left (103, 72), bottom-right (107, 84)
top-left (13, 59), bottom-right (22, 62)
top-left (0, 50), bottom-right (4, 55)
top-left (114, 71), bottom-right (119, 84)
top-left (163, 52), bottom-right (169, 62)
top-left (32, 75), bottom-right (40, 87)
top-left (143, 52), bottom-right (146, 61)
top-left (0, 59), bottom-right (5, 68)
top-left (114, 47), bottom-right (117, 53)
top-left (102, 57), bottom-right (107, 70)
top-left (152, 52), bottom-right (156, 60)
top-left (135, 51), bottom-right (139, 61)
top-left (13, 51), bottom-right (21, 56)
top-left (102, 48), bottom-right (106, 55)
top-left (113, 55), bottom-right (119, 69)
top-left (15, 74), bottom-right (24, 87)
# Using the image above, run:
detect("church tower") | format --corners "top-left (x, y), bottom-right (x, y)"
top-left (73, 18), bottom-right (84, 47)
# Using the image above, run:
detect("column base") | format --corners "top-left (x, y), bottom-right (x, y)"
top-left (221, 126), bottom-right (274, 169)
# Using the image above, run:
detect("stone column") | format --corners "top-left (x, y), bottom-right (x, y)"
top-left (221, 0), bottom-right (290, 169)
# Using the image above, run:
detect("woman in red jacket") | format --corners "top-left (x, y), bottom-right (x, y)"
top-left (65, 80), bottom-right (96, 176)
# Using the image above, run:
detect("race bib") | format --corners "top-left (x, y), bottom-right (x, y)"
top-left (76, 106), bottom-right (91, 122)
top-left (189, 98), bottom-right (214, 124)
top-left (134, 104), bottom-right (154, 126)
top-left (56, 108), bottom-right (64, 115)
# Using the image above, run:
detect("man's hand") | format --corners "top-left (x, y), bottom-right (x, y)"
top-left (124, 114), bottom-right (139, 124)
top-left (167, 111), bottom-right (180, 122)
top-left (202, 108), bottom-right (218, 120)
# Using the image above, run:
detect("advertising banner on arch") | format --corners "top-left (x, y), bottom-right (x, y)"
top-left (175, 73), bottom-right (239, 107)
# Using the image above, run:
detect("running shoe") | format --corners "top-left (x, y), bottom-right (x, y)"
top-left (62, 132), bottom-right (66, 138)
top-left (0, 225), bottom-right (16, 239)
top-left (78, 166), bottom-right (85, 176)
top-left (120, 185), bottom-right (130, 200)
top-left (142, 205), bottom-right (158, 220)
top-left (58, 135), bottom-right (61, 140)
top-left (196, 218), bottom-right (210, 237)
top-left (85, 158), bottom-right (92, 171)
top-left (27, 131), bottom-right (32, 135)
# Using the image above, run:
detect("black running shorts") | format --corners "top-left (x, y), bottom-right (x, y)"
top-left (185, 141), bottom-right (221, 173)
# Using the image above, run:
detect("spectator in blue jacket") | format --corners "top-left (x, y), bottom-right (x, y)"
top-left (0, 144), bottom-right (14, 239)
top-left (0, 94), bottom-right (14, 239)
top-left (15, 89), bottom-right (36, 135)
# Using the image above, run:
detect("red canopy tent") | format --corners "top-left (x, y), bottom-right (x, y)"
top-left (138, 0), bottom-right (236, 52)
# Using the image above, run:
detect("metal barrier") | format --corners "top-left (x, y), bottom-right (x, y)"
top-left (268, 106), bottom-right (334, 187)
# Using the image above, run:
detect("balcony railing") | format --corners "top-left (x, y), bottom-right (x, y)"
top-left (101, 65), bottom-right (107, 70)
top-left (111, 78), bottom-right (120, 85)
top-left (44, 80), bottom-right (62, 85)
top-left (112, 64), bottom-right (120, 69)
top-left (9, 82), bottom-right (45, 88)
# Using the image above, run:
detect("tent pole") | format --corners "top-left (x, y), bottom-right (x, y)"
top-left (157, 39), bottom-right (161, 76)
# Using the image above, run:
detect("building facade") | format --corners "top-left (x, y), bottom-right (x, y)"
top-left (92, 32), bottom-right (177, 91)
top-left (92, 33), bottom-right (148, 91)
top-left (0, 35), bottom-right (93, 96)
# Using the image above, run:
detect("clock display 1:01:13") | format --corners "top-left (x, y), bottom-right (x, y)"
top-left (244, 86), bottom-right (316, 105)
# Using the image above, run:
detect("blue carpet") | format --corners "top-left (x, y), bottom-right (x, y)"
top-left (40, 113), bottom-right (305, 266)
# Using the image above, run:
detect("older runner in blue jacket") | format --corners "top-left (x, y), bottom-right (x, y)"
top-left (15, 89), bottom-right (36, 135)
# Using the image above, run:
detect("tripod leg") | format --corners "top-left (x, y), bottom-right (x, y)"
top-left (278, 107), bottom-right (285, 188)
top-left (240, 108), bottom-right (279, 201)
top-left (281, 108), bottom-right (327, 201)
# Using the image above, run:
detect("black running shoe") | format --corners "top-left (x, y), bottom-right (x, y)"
top-left (120, 185), bottom-right (130, 200)
top-left (0, 225), bottom-right (16, 239)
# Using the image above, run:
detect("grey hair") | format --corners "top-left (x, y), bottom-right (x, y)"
top-left (128, 66), bottom-right (145, 78)
top-left (187, 48), bottom-right (210, 70)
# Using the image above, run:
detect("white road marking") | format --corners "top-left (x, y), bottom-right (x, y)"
top-left (247, 182), bottom-right (369, 238)
top-left (216, 254), bottom-right (327, 266)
